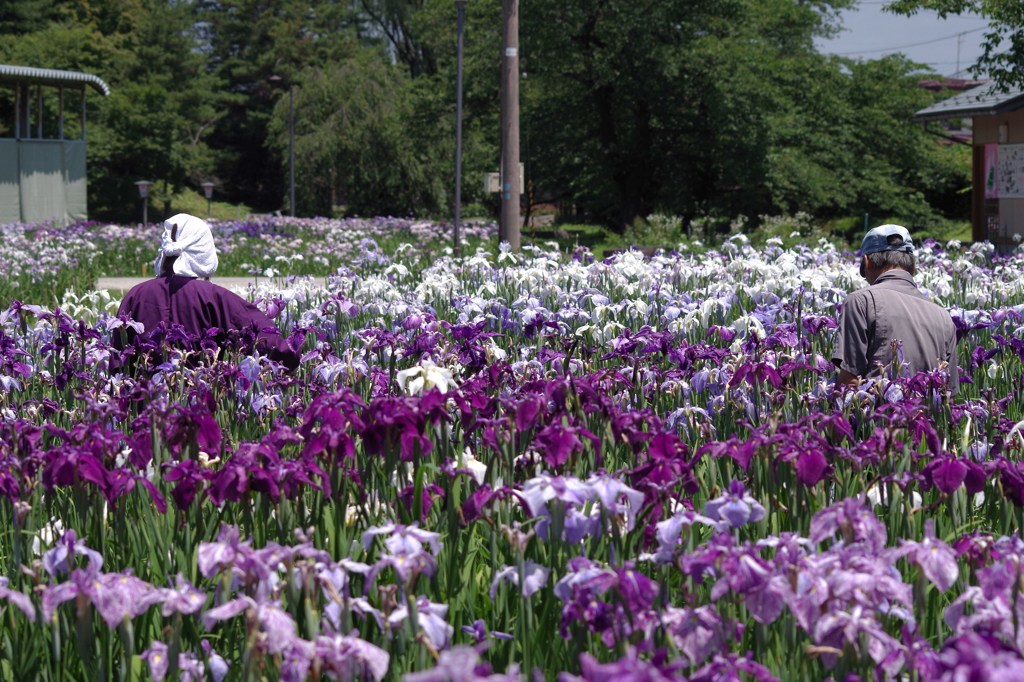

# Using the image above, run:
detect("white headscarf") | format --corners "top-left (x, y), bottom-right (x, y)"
top-left (154, 213), bottom-right (219, 279)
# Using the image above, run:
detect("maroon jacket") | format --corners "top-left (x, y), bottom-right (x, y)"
top-left (114, 275), bottom-right (300, 369)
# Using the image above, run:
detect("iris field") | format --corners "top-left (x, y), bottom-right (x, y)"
top-left (0, 217), bottom-right (1021, 681)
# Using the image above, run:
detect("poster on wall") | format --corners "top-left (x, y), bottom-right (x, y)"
top-left (985, 143), bottom-right (999, 199)
top-left (997, 143), bottom-right (1024, 198)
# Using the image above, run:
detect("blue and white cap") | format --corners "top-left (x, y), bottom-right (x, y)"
top-left (859, 224), bottom-right (914, 256)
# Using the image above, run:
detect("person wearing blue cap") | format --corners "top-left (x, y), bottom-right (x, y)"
top-left (832, 224), bottom-right (958, 391)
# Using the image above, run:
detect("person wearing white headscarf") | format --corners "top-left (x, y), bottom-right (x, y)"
top-left (154, 213), bottom-right (219, 278)
top-left (113, 213), bottom-right (300, 371)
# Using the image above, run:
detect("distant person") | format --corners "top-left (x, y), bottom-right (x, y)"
top-left (113, 213), bottom-right (300, 370)
top-left (832, 224), bottom-right (957, 391)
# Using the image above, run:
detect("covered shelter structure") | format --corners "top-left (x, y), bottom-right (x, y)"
top-left (916, 82), bottom-right (1024, 248)
top-left (0, 64), bottom-right (110, 225)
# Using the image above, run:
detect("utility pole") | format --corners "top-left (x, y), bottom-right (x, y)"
top-left (454, 0), bottom-right (467, 256)
top-left (499, 0), bottom-right (521, 251)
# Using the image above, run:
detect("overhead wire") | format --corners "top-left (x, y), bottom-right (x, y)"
top-left (829, 26), bottom-right (987, 56)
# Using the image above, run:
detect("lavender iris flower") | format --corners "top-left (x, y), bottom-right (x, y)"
top-left (703, 480), bottom-right (766, 529)
top-left (363, 522), bottom-right (442, 585)
top-left (0, 577), bottom-right (35, 620)
top-left (141, 641), bottom-right (212, 682)
top-left (41, 564), bottom-right (161, 627)
top-left (560, 649), bottom-right (687, 681)
top-left (141, 641), bottom-right (171, 682)
top-left (519, 473), bottom-right (590, 519)
top-left (490, 561), bottom-right (550, 600)
top-left (404, 645), bottom-right (522, 681)
top-left (891, 520), bottom-right (959, 592)
top-left (42, 529), bottom-right (104, 577)
top-left (279, 640), bottom-right (315, 682)
top-left (160, 574), bottom-right (207, 616)
top-left (197, 524), bottom-right (247, 578)
top-left (315, 634), bottom-right (390, 682)
top-left (648, 511), bottom-right (725, 564)
top-left (586, 473), bottom-right (646, 532)
top-left (387, 596), bottom-right (453, 650)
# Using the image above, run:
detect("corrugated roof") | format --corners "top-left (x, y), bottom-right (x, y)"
top-left (0, 64), bottom-right (110, 96)
top-left (915, 81), bottom-right (1024, 121)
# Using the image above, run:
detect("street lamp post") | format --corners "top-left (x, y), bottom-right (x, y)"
top-left (269, 75), bottom-right (296, 217)
top-left (454, 0), bottom-right (467, 256)
top-left (201, 181), bottom-right (215, 218)
top-left (134, 180), bottom-right (153, 225)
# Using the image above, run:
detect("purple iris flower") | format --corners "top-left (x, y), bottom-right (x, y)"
top-left (459, 619), bottom-right (513, 643)
top-left (703, 480), bottom-right (766, 529)
top-left (924, 456), bottom-right (968, 496)
top-left (533, 422), bottom-right (584, 469)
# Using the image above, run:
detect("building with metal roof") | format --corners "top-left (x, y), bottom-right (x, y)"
top-left (0, 64), bottom-right (111, 225)
top-left (916, 82), bottom-right (1024, 246)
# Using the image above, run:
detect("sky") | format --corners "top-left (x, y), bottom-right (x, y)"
top-left (815, 2), bottom-right (993, 78)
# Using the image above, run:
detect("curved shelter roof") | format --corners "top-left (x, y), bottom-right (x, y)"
top-left (0, 64), bottom-right (110, 96)
top-left (915, 81), bottom-right (1024, 122)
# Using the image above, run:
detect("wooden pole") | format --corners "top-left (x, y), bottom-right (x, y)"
top-left (454, 0), bottom-right (466, 256)
top-left (499, 0), bottom-right (521, 251)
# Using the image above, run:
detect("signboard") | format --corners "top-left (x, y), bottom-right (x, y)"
top-left (484, 163), bottom-right (524, 194)
top-left (997, 143), bottom-right (1024, 198)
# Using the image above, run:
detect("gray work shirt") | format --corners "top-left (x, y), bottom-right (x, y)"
top-left (832, 269), bottom-right (958, 391)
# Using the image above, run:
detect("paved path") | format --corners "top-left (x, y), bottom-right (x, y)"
top-left (95, 276), bottom-right (328, 293)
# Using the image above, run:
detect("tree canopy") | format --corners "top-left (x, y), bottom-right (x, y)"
top-left (888, 0), bottom-right (1024, 90)
top-left (0, 0), bottom-right (971, 230)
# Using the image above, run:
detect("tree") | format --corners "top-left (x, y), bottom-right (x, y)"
top-left (888, 0), bottom-right (1024, 89)
top-left (765, 54), bottom-right (970, 224)
top-left (519, 0), bottom-right (857, 229)
top-left (0, 1), bottom-right (222, 222)
top-left (274, 49), bottom-right (448, 217)
top-left (195, 0), bottom-right (359, 213)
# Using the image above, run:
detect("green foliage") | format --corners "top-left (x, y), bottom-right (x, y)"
top-left (0, 0), bottom-right (976, 232)
top-left (622, 214), bottom-right (685, 248)
top-left (276, 49), bottom-right (448, 218)
top-left (888, 0), bottom-right (1024, 89)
